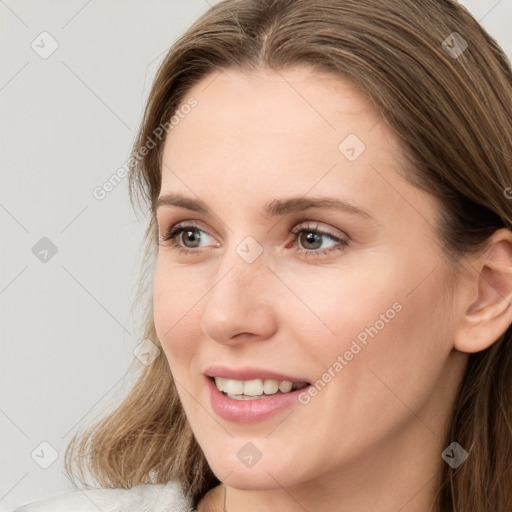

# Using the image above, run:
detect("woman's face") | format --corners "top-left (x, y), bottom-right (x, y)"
top-left (153, 67), bottom-right (467, 491)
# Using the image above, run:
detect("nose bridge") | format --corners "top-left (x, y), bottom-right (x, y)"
top-left (200, 235), bottom-right (277, 342)
top-left (212, 233), bottom-right (269, 299)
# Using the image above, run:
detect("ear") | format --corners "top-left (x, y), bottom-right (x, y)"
top-left (453, 228), bottom-right (512, 354)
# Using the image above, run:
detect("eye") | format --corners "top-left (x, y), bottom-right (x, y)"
top-left (158, 221), bottom-right (349, 259)
top-left (289, 222), bottom-right (349, 258)
top-left (158, 221), bottom-right (216, 254)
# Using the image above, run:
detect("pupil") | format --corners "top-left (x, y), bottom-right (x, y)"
top-left (301, 231), bottom-right (321, 250)
top-left (184, 229), bottom-right (200, 248)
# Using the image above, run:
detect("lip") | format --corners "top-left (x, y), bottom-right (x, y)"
top-left (204, 365), bottom-right (310, 383)
top-left (205, 371), bottom-right (311, 424)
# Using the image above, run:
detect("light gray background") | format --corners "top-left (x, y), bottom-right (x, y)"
top-left (1, 1), bottom-right (511, 510)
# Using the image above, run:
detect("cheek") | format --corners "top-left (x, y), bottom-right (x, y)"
top-left (299, 255), bottom-right (451, 399)
top-left (286, 264), bottom-right (453, 465)
top-left (340, 265), bottom-right (454, 420)
top-left (280, 259), bottom-right (404, 353)
top-left (152, 263), bottom-right (200, 368)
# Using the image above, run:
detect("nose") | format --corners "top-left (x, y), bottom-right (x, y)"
top-left (200, 247), bottom-right (278, 346)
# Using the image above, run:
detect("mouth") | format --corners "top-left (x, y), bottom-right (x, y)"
top-left (204, 367), bottom-right (313, 423)
top-left (210, 376), bottom-right (310, 400)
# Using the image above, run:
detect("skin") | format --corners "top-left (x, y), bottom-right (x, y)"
top-left (152, 66), bottom-right (512, 512)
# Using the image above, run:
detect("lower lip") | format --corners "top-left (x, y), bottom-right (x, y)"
top-left (206, 376), bottom-right (310, 423)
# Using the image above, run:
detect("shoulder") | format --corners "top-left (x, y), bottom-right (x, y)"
top-left (12, 480), bottom-right (193, 512)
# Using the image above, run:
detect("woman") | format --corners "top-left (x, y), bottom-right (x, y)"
top-left (15, 0), bottom-right (512, 511)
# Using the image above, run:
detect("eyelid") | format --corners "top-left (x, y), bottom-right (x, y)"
top-left (291, 220), bottom-right (347, 240)
top-left (158, 219), bottom-right (216, 245)
top-left (158, 218), bottom-right (213, 240)
top-left (157, 219), bottom-right (346, 243)
top-left (158, 219), bottom-right (349, 259)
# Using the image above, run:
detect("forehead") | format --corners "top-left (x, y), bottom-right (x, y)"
top-left (166, 66), bottom-right (379, 155)
top-left (159, 66), bottom-right (434, 228)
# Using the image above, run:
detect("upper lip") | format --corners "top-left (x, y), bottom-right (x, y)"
top-left (204, 365), bottom-right (310, 384)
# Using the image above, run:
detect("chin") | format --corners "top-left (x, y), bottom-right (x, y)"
top-left (214, 466), bottom-right (296, 490)
top-left (204, 451), bottom-right (310, 490)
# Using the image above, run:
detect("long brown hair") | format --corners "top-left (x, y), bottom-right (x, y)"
top-left (65, 1), bottom-right (512, 509)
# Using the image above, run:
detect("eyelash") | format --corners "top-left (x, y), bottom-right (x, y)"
top-left (157, 221), bottom-right (349, 259)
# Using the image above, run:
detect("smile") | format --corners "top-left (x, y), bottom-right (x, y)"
top-left (205, 374), bottom-right (312, 422)
top-left (214, 377), bottom-right (309, 400)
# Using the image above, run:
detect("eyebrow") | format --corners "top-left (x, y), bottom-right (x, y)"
top-left (154, 193), bottom-right (373, 219)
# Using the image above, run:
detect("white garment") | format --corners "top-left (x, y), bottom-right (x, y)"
top-left (12, 481), bottom-right (194, 512)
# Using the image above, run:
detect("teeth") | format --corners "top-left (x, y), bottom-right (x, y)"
top-left (243, 379), bottom-right (264, 396)
top-left (279, 381), bottom-right (293, 393)
top-left (214, 377), bottom-right (308, 398)
top-left (222, 378), bottom-right (243, 395)
top-left (263, 379), bottom-right (279, 394)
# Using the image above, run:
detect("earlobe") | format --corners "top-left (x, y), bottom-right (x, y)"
top-left (454, 228), bottom-right (512, 354)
